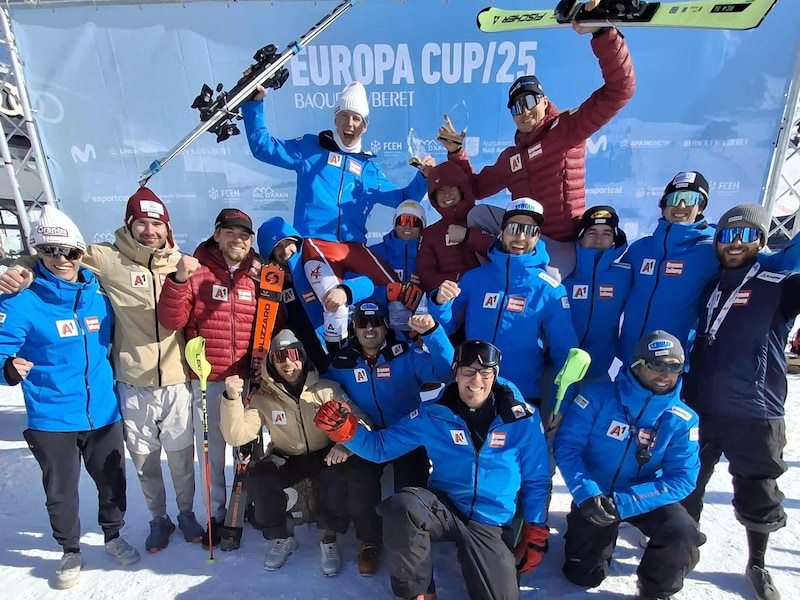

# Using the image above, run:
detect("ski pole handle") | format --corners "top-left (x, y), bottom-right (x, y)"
top-left (552, 347), bottom-right (591, 416)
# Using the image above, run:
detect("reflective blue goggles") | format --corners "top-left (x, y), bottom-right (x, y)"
top-left (717, 226), bottom-right (761, 244)
top-left (509, 93), bottom-right (542, 117)
top-left (662, 190), bottom-right (704, 207)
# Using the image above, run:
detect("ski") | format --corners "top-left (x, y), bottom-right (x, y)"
top-left (137, 0), bottom-right (359, 186)
top-left (476, 0), bottom-right (777, 33)
top-left (218, 262), bottom-right (285, 551)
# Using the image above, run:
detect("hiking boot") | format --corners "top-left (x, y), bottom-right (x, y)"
top-left (264, 536), bottom-right (298, 570)
top-left (746, 565), bottom-right (781, 600)
top-left (145, 515), bottom-right (176, 553)
top-left (177, 511), bottom-right (204, 543)
top-left (635, 583), bottom-right (672, 599)
top-left (320, 540), bottom-right (341, 576)
top-left (54, 552), bottom-right (83, 589)
top-left (357, 542), bottom-right (380, 576)
top-left (105, 536), bottom-right (140, 566)
top-left (201, 517), bottom-right (221, 549)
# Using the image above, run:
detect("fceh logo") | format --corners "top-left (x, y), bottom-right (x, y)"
top-left (71, 144), bottom-right (96, 163)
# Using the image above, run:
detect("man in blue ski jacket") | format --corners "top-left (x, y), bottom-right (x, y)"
top-left (257, 216), bottom-right (376, 369)
top-left (0, 206), bottom-right (139, 589)
top-left (554, 330), bottom-right (702, 600)
top-left (315, 339), bottom-right (550, 600)
top-left (326, 300), bottom-right (453, 491)
top-left (617, 171), bottom-right (798, 363)
top-left (562, 205), bottom-right (631, 381)
top-left (428, 197), bottom-right (578, 405)
top-left (682, 204), bottom-right (799, 600)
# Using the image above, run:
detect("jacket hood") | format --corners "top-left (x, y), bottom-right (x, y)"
top-left (427, 162), bottom-right (476, 222)
top-left (113, 225), bottom-right (179, 268)
top-left (30, 260), bottom-right (98, 304)
top-left (616, 364), bottom-right (683, 421)
top-left (653, 217), bottom-right (714, 250)
top-left (573, 238), bottom-right (628, 273)
top-left (258, 217), bottom-right (302, 257)
top-left (488, 237), bottom-right (550, 270)
top-left (514, 101), bottom-right (560, 145)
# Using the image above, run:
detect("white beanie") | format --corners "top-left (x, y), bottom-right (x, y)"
top-left (334, 81), bottom-right (369, 121)
top-left (395, 201), bottom-right (426, 227)
top-left (502, 197), bottom-right (545, 227)
top-left (29, 204), bottom-right (86, 251)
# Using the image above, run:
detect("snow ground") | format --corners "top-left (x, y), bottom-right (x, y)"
top-left (0, 381), bottom-right (797, 600)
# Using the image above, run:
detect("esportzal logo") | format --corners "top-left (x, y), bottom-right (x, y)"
top-left (494, 12), bottom-right (545, 24)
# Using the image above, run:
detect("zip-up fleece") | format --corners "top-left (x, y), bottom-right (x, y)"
top-left (0, 262), bottom-right (120, 432)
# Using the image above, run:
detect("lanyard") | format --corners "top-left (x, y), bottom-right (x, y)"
top-left (705, 262), bottom-right (760, 343)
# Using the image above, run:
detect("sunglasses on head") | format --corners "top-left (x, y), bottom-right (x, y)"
top-left (37, 245), bottom-right (83, 260)
top-left (717, 226), bottom-right (760, 245)
top-left (636, 359), bottom-right (684, 375)
top-left (662, 190), bottom-right (704, 208)
top-left (503, 222), bottom-right (540, 237)
top-left (353, 314), bottom-right (385, 329)
top-left (509, 93), bottom-right (542, 117)
top-left (396, 214), bottom-right (423, 228)
top-left (270, 347), bottom-right (302, 364)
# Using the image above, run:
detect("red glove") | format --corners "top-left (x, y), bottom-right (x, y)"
top-left (314, 401), bottom-right (358, 443)
top-left (386, 281), bottom-right (424, 310)
top-left (513, 523), bottom-right (548, 574)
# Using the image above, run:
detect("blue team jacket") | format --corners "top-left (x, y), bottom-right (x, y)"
top-left (243, 101), bottom-right (427, 243)
top-left (327, 327), bottom-right (454, 429)
top-left (345, 380), bottom-right (550, 527)
top-left (554, 367), bottom-right (700, 520)
top-left (369, 230), bottom-right (420, 284)
top-left (563, 241), bottom-right (631, 380)
top-left (428, 241), bottom-right (578, 399)
top-left (0, 263), bottom-right (120, 432)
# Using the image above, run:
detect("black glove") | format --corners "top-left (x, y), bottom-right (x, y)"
top-left (578, 495), bottom-right (620, 527)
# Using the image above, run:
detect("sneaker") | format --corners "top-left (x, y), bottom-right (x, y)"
top-left (54, 552), bottom-right (83, 589)
top-left (201, 517), bottom-right (221, 549)
top-left (320, 540), bottom-right (341, 577)
top-left (264, 536), bottom-right (298, 570)
top-left (357, 542), bottom-right (380, 576)
top-left (145, 515), bottom-right (176, 553)
top-left (177, 511), bottom-right (204, 543)
top-left (105, 536), bottom-right (141, 566)
top-left (746, 565), bottom-right (781, 600)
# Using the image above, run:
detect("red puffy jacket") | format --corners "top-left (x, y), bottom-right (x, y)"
top-left (157, 242), bottom-right (257, 381)
top-left (417, 162), bottom-right (495, 292)
top-left (448, 28), bottom-right (635, 242)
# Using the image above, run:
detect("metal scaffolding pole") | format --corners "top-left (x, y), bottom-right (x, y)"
top-left (0, 114), bottom-right (32, 252)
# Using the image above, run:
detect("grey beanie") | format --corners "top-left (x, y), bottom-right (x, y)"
top-left (715, 203), bottom-right (769, 248)
top-left (631, 330), bottom-right (685, 366)
top-left (269, 329), bottom-right (303, 353)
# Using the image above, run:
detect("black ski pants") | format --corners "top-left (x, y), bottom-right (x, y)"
top-left (562, 502), bottom-right (700, 598)
top-left (381, 487), bottom-right (520, 600)
top-left (24, 421), bottom-right (128, 552)
top-left (681, 415), bottom-right (787, 533)
top-left (390, 445), bottom-right (430, 491)
top-left (244, 447), bottom-right (382, 542)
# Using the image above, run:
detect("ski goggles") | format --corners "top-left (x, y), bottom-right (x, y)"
top-left (395, 214), bottom-right (423, 228)
top-left (270, 347), bottom-right (303, 364)
top-left (662, 190), bottom-right (704, 207)
top-left (353, 313), bottom-right (386, 329)
top-left (635, 359), bottom-right (684, 375)
top-left (509, 93), bottom-right (543, 117)
top-left (717, 226), bottom-right (761, 245)
top-left (503, 222), bottom-right (540, 238)
top-left (454, 339), bottom-right (502, 369)
top-left (36, 245), bottom-right (84, 260)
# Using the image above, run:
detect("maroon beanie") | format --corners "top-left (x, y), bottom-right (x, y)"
top-left (125, 187), bottom-right (171, 230)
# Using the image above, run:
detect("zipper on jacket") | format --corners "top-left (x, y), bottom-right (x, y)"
top-left (74, 288), bottom-right (94, 430)
top-left (490, 259), bottom-right (511, 343)
top-left (638, 224), bottom-right (670, 341)
top-left (336, 160), bottom-right (347, 239)
top-left (608, 392), bottom-right (654, 492)
top-left (368, 363), bottom-right (387, 428)
top-left (229, 271), bottom-right (237, 371)
top-left (579, 253), bottom-right (600, 345)
top-left (148, 254), bottom-right (164, 388)
top-left (294, 396), bottom-right (312, 453)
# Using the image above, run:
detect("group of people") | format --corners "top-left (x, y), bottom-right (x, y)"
top-left (0, 11), bottom-right (794, 600)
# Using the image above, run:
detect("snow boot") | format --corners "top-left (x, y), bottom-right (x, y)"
top-left (746, 565), bottom-right (781, 600)
top-left (105, 536), bottom-right (141, 566)
top-left (635, 583), bottom-right (672, 599)
top-left (201, 517), bottom-right (221, 549)
top-left (357, 542), bottom-right (380, 576)
top-left (54, 551), bottom-right (83, 589)
top-left (177, 511), bottom-right (204, 543)
top-left (320, 540), bottom-right (341, 576)
top-left (145, 515), bottom-right (176, 553)
top-left (264, 536), bottom-right (298, 570)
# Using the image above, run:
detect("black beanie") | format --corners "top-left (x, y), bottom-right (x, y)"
top-left (660, 171), bottom-right (710, 210)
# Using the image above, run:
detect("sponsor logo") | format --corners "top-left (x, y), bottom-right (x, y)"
top-left (511, 405), bottom-right (527, 419)
top-left (463, 136), bottom-right (480, 157)
top-left (71, 143), bottom-right (96, 163)
top-left (328, 152), bottom-right (343, 168)
top-left (211, 285), bottom-right (228, 301)
top-left (509, 153), bottom-right (522, 172)
top-left (308, 266), bottom-right (322, 280)
top-left (757, 271), bottom-right (786, 283)
top-left (683, 138), bottom-right (748, 148)
top-left (585, 186), bottom-right (623, 196)
top-left (664, 260), bottom-right (684, 276)
top-left (409, 409), bottom-right (419, 419)
top-left (84, 316), bottom-right (100, 332)
top-left (207, 188), bottom-right (239, 201)
top-left (648, 340), bottom-right (674, 351)
top-left (252, 186), bottom-right (290, 201)
top-left (482, 293), bottom-right (499, 308)
top-left (599, 285), bottom-right (614, 298)
top-left (572, 284), bottom-right (589, 299)
top-left (527, 143), bottom-right (542, 159)
top-left (574, 395), bottom-right (589, 409)
top-left (732, 290), bottom-right (751, 306)
top-left (538, 272), bottom-right (559, 288)
top-left (450, 430), bottom-right (469, 446)
top-left (55, 319), bottom-right (79, 338)
top-left (130, 272), bottom-right (148, 288)
top-left (376, 365), bottom-right (391, 379)
top-left (354, 368), bottom-right (368, 383)
top-left (370, 140), bottom-right (381, 155)
top-left (506, 296), bottom-right (526, 313)
top-left (348, 160), bottom-right (362, 176)
top-left (606, 420), bottom-right (629, 440)
top-left (667, 406), bottom-right (692, 421)
top-left (689, 427), bottom-right (699, 441)
top-left (282, 289), bottom-right (296, 303)
top-left (488, 431), bottom-right (507, 448)
top-left (640, 259), bottom-right (656, 275)
top-left (36, 225), bottom-right (69, 238)
top-left (586, 135), bottom-right (607, 155)
top-left (561, 297), bottom-right (570, 309)
top-left (391, 344), bottom-right (403, 356)
top-left (272, 410), bottom-right (287, 425)
top-left (302, 290), bottom-right (316, 303)
top-left (237, 289), bottom-right (253, 302)
top-left (0, 313), bottom-right (5, 324)
top-left (628, 139), bottom-right (672, 148)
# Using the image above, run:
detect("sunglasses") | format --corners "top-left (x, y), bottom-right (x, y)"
top-left (459, 366), bottom-right (495, 379)
top-left (270, 347), bottom-right (302, 364)
top-left (503, 222), bottom-right (540, 237)
top-left (662, 190), bottom-right (704, 208)
top-left (509, 93), bottom-right (542, 117)
top-left (636, 359), bottom-right (684, 375)
top-left (396, 214), bottom-right (423, 228)
top-left (353, 314), bottom-right (386, 329)
top-left (37, 245), bottom-right (83, 260)
top-left (717, 226), bottom-right (760, 245)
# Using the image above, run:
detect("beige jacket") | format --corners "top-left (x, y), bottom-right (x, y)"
top-left (219, 368), bottom-right (372, 456)
top-left (12, 226), bottom-right (186, 387)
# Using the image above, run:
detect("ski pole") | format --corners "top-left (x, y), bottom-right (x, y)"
top-left (138, 0), bottom-right (359, 185)
top-left (185, 336), bottom-right (215, 564)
